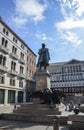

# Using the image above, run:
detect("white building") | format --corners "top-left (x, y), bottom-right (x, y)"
top-left (48, 59), bottom-right (84, 96)
top-left (0, 17), bottom-right (36, 105)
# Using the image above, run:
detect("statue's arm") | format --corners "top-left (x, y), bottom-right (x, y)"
top-left (38, 49), bottom-right (41, 55)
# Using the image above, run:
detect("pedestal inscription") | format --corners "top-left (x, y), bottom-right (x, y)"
top-left (35, 70), bottom-right (50, 91)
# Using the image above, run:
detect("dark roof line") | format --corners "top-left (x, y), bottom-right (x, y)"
top-left (50, 59), bottom-right (84, 65)
top-left (0, 17), bottom-right (36, 56)
top-left (65, 59), bottom-right (83, 65)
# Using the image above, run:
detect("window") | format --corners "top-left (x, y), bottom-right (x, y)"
top-left (8, 90), bottom-right (15, 103)
top-left (20, 66), bottom-right (24, 74)
top-left (0, 55), bottom-right (6, 66)
top-left (0, 55), bottom-right (2, 65)
top-left (5, 40), bottom-right (8, 47)
top-left (13, 37), bottom-right (17, 43)
top-left (0, 89), bottom-right (4, 104)
top-left (6, 31), bottom-right (9, 36)
top-left (18, 91), bottom-right (23, 103)
top-left (10, 78), bottom-right (15, 86)
top-left (15, 39), bottom-right (17, 43)
top-left (21, 44), bottom-right (24, 49)
top-left (2, 37), bottom-right (8, 47)
top-left (12, 46), bottom-right (17, 54)
top-left (19, 81), bottom-right (23, 87)
top-left (11, 61), bottom-right (16, 70)
top-left (3, 28), bottom-right (5, 33)
top-left (2, 38), bottom-right (4, 45)
top-left (3, 28), bottom-right (9, 36)
top-left (82, 74), bottom-right (84, 79)
top-left (20, 52), bottom-right (24, 59)
top-left (13, 37), bottom-right (15, 41)
top-left (0, 76), bottom-right (5, 84)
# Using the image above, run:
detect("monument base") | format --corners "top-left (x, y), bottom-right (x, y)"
top-left (35, 70), bottom-right (50, 91)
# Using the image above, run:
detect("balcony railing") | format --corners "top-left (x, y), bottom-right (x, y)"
top-left (18, 73), bottom-right (25, 79)
top-left (19, 58), bottom-right (25, 64)
top-left (9, 69), bottom-right (18, 76)
top-left (10, 53), bottom-right (18, 60)
top-left (0, 45), bottom-right (9, 54)
top-left (0, 65), bottom-right (8, 72)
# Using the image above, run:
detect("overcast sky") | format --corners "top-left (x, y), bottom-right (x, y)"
top-left (0, 0), bottom-right (84, 63)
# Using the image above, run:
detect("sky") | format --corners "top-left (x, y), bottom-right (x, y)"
top-left (0, 0), bottom-right (84, 63)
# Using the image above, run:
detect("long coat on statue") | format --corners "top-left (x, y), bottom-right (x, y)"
top-left (38, 48), bottom-right (50, 67)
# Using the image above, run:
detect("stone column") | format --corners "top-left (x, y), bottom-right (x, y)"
top-left (15, 91), bottom-right (18, 104)
top-left (4, 89), bottom-right (8, 105)
top-left (23, 90), bottom-right (26, 103)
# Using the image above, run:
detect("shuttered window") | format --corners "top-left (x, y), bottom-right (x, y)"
top-left (0, 89), bottom-right (4, 104)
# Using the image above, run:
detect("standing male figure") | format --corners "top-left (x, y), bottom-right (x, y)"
top-left (37, 43), bottom-right (50, 70)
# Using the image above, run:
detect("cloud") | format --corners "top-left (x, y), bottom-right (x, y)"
top-left (11, 16), bottom-right (27, 27)
top-left (12, 0), bottom-right (48, 26)
top-left (56, 18), bottom-right (84, 30)
top-left (55, 0), bottom-right (84, 46)
top-left (75, 0), bottom-right (84, 16)
top-left (58, 0), bottom-right (84, 17)
top-left (60, 31), bottom-right (82, 46)
top-left (35, 32), bottom-right (53, 41)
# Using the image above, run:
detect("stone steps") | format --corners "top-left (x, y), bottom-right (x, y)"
top-left (13, 110), bottom-right (61, 115)
top-left (1, 113), bottom-right (68, 124)
top-left (1, 113), bottom-right (56, 123)
top-left (13, 103), bottom-right (61, 115)
top-left (0, 102), bottom-right (63, 123)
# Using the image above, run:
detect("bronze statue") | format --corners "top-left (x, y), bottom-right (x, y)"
top-left (37, 43), bottom-right (50, 70)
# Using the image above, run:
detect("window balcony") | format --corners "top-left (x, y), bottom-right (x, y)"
top-left (18, 73), bottom-right (25, 79)
top-left (19, 58), bottom-right (25, 64)
top-left (10, 53), bottom-right (18, 60)
top-left (9, 69), bottom-right (18, 76)
top-left (0, 65), bottom-right (8, 72)
top-left (0, 45), bottom-right (9, 54)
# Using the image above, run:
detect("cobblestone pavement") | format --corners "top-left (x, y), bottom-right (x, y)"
top-left (0, 120), bottom-right (68, 130)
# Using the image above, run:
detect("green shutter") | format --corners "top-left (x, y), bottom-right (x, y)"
top-left (8, 90), bottom-right (15, 103)
top-left (18, 91), bottom-right (23, 103)
top-left (0, 89), bottom-right (4, 104)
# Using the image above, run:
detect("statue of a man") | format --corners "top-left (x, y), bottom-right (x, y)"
top-left (37, 43), bottom-right (50, 70)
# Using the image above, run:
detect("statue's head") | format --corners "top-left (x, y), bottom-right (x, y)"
top-left (42, 43), bottom-right (45, 48)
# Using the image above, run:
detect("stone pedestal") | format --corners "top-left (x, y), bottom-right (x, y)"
top-left (35, 70), bottom-right (50, 91)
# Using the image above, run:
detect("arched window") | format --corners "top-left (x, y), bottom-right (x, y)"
top-left (11, 61), bottom-right (13, 70)
top-left (5, 40), bottom-right (8, 47)
top-left (3, 56), bottom-right (6, 66)
top-left (0, 55), bottom-right (3, 65)
top-left (2, 37), bottom-right (4, 45)
top-left (14, 62), bottom-right (16, 70)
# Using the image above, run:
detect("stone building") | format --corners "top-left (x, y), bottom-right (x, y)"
top-left (26, 48), bottom-right (36, 100)
top-left (48, 59), bottom-right (84, 96)
top-left (0, 17), bottom-right (36, 105)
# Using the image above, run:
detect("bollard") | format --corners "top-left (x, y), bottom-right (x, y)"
top-left (53, 117), bottom-right (59, 130)
top-left (14, 104), bottom-right (16, 110)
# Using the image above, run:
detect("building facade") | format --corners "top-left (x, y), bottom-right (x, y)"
top-left (48, 59), bottom-right (84, 96)
top-left (0, 17), bottom-right (36, 105)
top-left (26, 48), bottom-right (36, 101)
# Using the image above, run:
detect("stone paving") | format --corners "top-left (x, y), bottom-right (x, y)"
top-left (0, 120), bottom-right (67, 130)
